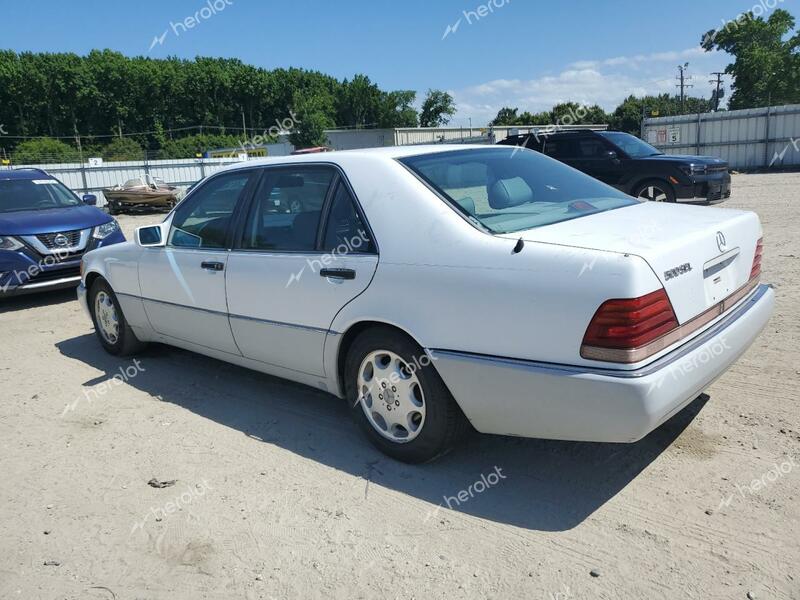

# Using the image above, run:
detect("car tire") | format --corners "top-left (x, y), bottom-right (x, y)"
top-left (108, 203), bottom-right (120, 216)
top-left (344, 326), bottom-right (469, 463)
top-left (88, 278), bottom-right (147, 356)
top-left (633, 179), bottom-right (676, 203)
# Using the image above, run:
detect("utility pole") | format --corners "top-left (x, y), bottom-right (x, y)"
top-left (676, 63), bottom-right (693, 113)
top-left (241, 110), bottom-right (247, 139)
top-left (710, 72), bottom-right (724, 111)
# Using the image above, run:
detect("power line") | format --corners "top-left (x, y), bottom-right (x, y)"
top-left (676, 63), bottom-right (693, 113)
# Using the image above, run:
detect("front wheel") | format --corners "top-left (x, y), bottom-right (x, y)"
top-left (345, 327), bottom-right (469, 463)
top-left (89, 279), bottom-right (147, 356)
top-left (633, 179), bottom-right (676, 203)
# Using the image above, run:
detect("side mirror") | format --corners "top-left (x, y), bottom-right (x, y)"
top-left (136, 224), bottom-right (166, 247)
top-left (604, 150), bottom-right (620, 162)
top-left (82, 194), bottom-right (98, 205)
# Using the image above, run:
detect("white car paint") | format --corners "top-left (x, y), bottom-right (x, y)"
top-left (77, 145), bottom-right (775, 444)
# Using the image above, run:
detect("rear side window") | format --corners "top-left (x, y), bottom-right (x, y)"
top-left (400, 147), bottom-right (636, 234)
top-left (322, 183), bottom-right (375, 253)
top-left (240, 167), bottom-right (335, 251)
top-left (169, 171), bottom-right (253, 249)
top-left (542, 138), bottom-right (575, 159)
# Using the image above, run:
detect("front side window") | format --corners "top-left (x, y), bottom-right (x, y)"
top-left (598, 131), bottom-right (662, 158)
top-left (0, 178), bottom-right (81, 213)
top-left (400, 147), bottom-right (637, 234)
top-left (240, 167), bottom-right (335, 252)
top-left (577, 138), bottom-right (610, 158)
top-left (169, 171), bottom-right (253, 249)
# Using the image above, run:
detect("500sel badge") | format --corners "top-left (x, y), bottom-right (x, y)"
top-left (664, 263), bottom-right (693, 281)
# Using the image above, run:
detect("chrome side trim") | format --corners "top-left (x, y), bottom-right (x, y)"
top-left (581, 275), bottom-right (761, 363)
top-left (119, 292), bottom-right (341, 335)
top-left (431, 284), bottom-right (771, 380)
top-left (18, 275), bottom-right (82, 290)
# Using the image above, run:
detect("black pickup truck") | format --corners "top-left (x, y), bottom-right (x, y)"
top-left (498, 129), bottom-right (731, 204)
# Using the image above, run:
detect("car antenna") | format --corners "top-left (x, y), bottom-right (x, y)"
top-left (512, 238), bottom-right (525, 254)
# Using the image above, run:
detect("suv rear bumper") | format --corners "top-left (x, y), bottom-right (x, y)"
top-left (430, 283), bottom-right (774, 443)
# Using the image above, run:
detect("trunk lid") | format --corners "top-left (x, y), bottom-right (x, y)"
top-left (502, 202), bottom-right (761, 324)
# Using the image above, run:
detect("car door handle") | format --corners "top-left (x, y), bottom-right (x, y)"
top-left (320, 268), bottom-right (356, 280)
top-left (201, 261), bottom-right (225, 271)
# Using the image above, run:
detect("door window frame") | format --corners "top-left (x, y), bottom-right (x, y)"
top-left (166, 167), bottom-right (261, 252)
top-left (230, 162), bottom-right (379, 256)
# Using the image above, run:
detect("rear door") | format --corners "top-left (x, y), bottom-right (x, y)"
top-left (138, 169), bottom-right (257, 354)
top-left (225, 167), bottom-right (378, 376)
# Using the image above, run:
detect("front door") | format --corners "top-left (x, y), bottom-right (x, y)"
top-left (225, 167), bottom-right (378, 376)
top-left (139, 169), bottom-right (257, 354)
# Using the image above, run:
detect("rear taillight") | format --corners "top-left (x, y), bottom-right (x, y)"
top-left (581, 288), bottom-right (679, 363)
top-left (750, 238), bottom-right (763, 280)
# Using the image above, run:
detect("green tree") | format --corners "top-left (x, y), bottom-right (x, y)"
top-left (420, 89), bottom-right (456, 127)
top-left (102, 136), bottom-right (144, 161)
top-left (290, 94), bottom-right (334, 149)
top-left (610, 94), bottom-right (713, 134)
top-left (11, 138), bottom-right (80, 164)
top-left (489, 107), bottom-right (520, 126)
top-left (701, 8), bottom-right (800, 109)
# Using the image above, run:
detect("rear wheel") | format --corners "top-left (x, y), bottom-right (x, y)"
top-left (633, 179), bottom-right (676, 203)
top-left (89, 279), bottom-right (147, 356)
top-left (345, 327), bottom-right (469, 463)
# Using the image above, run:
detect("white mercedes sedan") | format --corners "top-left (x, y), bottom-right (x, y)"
top-left (77, 146), bottom-right (774, 463)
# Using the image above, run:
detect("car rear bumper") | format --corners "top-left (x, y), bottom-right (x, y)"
top-left (429, 284), bottom-right (774, 443)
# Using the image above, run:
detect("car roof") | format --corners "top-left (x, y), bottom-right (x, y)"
top-left (219, 144), bottom-right (499, 173)
top-left (0, 168), bottom-right (53, 181)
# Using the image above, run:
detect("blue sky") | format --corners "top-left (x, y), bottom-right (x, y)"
top-left (3, 0), bottom-right (796, 125)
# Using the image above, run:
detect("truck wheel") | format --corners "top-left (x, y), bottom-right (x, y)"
top-left (633, 179), bottom-right (676, 203)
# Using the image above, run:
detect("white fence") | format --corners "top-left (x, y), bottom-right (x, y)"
top-left (643, 104), bottom-right (800, 170)
top-left (6, 156), bottom-right (257, 206)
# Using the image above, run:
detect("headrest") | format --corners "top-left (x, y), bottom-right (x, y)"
top-left (488, 177), bottom-right (534, 209)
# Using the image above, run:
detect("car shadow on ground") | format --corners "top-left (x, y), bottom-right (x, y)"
top-left (57, 333), bottom-right (709, 533)
top-left (0, 288), bottom-right (77, 314)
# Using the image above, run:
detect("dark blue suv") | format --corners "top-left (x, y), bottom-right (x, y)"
top-left (0, 168), bottom-right (125, 297)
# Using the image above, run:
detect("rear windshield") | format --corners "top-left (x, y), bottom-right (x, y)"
top-left (400, 147), bottom-right (637, 234)
top-left (0, 178), bottom-right (81, 213)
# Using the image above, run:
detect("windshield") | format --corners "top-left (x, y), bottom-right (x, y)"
top-left (400, 147), bottom-right (638, 234)
top-left (598, 131), bottom-right (663, 158)
top-left (0, 178), bottom-right (81, 213)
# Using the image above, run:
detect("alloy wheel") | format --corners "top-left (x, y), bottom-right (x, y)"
top-left (356, 350), bottom-right (426, 443)
top-left (94, 291), bottom-right (120, 345)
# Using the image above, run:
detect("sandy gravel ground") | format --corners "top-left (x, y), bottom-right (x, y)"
top-left (0, 173), bottom-right (798, 600)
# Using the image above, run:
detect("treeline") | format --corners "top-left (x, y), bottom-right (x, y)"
top-left (490, 96), bottom-right (714, 134)
top-left (0, 49), bottom-right (426, 159)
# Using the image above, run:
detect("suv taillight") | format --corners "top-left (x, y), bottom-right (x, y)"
top-left (581, 288), bottom-right (679, 363)
top-left (750, 238), bottom-right (763, 280)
